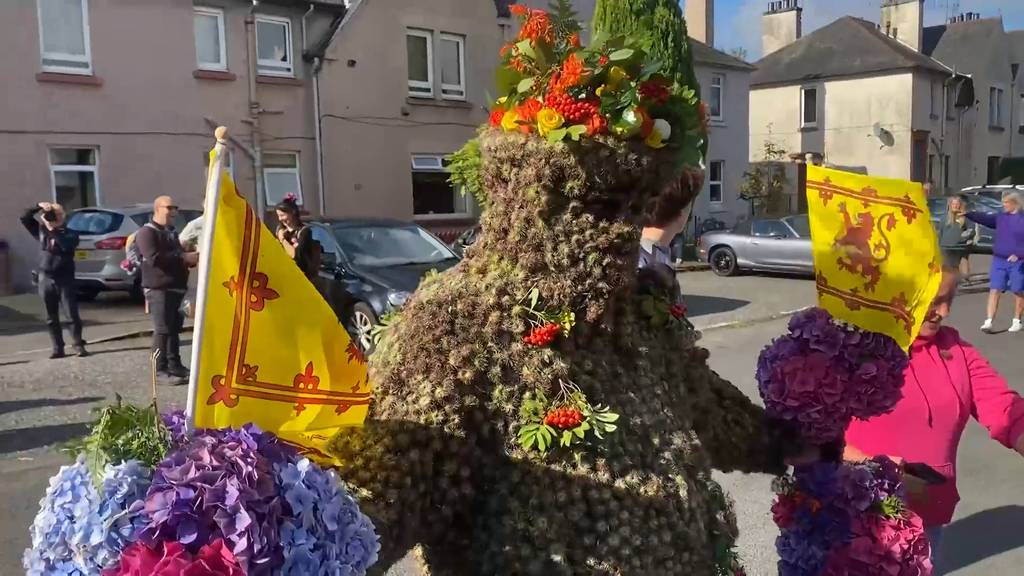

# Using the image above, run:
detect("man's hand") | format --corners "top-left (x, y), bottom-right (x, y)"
top-left (1009, 255), bottom-right (1020, 263)
top-left (37, 202), bottom-right (52, 211)
top-left (183, 252), bottom-right (199, 267)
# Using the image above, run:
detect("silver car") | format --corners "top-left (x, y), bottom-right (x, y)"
top-left (698, 214), bottom-right (814, 277)
top-left (65, 205), bottom-right (201, 300)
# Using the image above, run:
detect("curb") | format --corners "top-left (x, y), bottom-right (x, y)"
top-left (88, 324), bottom-right (195, 345)
top-left (694, 306), bottom-right (811, 333)
top-left (673, 262), bottom-right (711, 272)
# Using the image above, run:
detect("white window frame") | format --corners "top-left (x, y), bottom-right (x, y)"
top-left (801, 86), bottom-right (818, 128)
top-left (37, 0), bottom-right (93, 75)
top-left (411, 154), bottom-right (473, 219)
top-left (990, 85), bottom-right (1005, 127)
top-left (439, 32), bottom-right (466, 101)
top-left (708, 160), bottom-right (724, 204)
top-left (194, 6), bottom-right (227, 71)
top-left (709, 74), bottom-right (725, 121)
top-left (407, 29), bottom-right (434, 98)
top-left (255, 15), bottom-right (293, 77)
top-left (263, 152), bottom-right (303, 206)
top-left (49, 147), bottom-right (101, 206)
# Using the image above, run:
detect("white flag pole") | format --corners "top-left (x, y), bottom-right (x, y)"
top-left (185, 126), bottom-right (229, 431)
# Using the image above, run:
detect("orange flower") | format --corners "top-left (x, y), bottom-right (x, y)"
top-left (585, 113), bottom-right (608, 136)
top-left (557, 53), bottom-right (587, 90)
top-left (509, 4), bottom-right (529, 17)
top-left (516, 98), bottom-right (543, 122)
top-left (518, 9), bottom-right (555, 43)
top-left (499, 43), bottom-right (513, 57)
top-left (569, 33), bottom-right (581, 48)
top-left (489, 106), bottom-right (506, 127)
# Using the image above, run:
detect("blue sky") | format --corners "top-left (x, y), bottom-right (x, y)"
top-left (700, 0), bottom-right (1024, 60)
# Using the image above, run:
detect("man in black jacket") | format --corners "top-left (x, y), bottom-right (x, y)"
top-left (20, 202), bottom-right (89, 358)
top-left (135, 196), bottom-right (198, 384)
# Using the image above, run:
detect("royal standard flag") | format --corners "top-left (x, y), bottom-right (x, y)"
top-left (189, 149), bottom-right (369, 462)
top-left (806, 165), bottom-right (942, 350)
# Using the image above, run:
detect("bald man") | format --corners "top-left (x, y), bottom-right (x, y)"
top-left (135, 196), bottom-right (198, 385)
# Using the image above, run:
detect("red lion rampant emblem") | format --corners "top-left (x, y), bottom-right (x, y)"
top-left (832, 202), bottom-right (896, 293)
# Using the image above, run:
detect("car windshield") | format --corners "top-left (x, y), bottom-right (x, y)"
top-left (333, 224), bottom-right (456, 267)
top-left (66, 210), bottom-right (124, 235)
top-left (783, 215), bottom-right (810, 237)
top-left (969, 196), bottom-right (1001, 212)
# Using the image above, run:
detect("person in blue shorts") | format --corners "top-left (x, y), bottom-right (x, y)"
top-left (967, 190), bottom-right (1024, 333)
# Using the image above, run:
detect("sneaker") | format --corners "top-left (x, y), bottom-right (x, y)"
top-left (157, 371), bottom-right (187, 386)
top-left (1010, 319), bottom-right (1023, 333)
top-left (49, 349), bottom-right (66, 359)
top-left (166, 364), bottom-right (190, 378)
top-left (74, 344), bottom-right (90, 357)
top-left (981, 319), bottom-right (994, 332)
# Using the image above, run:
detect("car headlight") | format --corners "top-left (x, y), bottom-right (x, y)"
top-left (387, 290), bottom-right (412, 307)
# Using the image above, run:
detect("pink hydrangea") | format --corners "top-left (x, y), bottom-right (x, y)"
top-left (821, 513), bottom-right (933, 576)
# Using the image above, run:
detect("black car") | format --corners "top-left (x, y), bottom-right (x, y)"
top-left (308, 219), bottom-right (460, 351)
top-left (450, 225), bottom-right (480, 257)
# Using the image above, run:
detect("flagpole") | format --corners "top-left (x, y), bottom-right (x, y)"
top-left (185, 126), bottom-right (228, 431)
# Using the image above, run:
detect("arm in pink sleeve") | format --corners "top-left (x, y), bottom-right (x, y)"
top-left (963, 340), bottom-right (1024, 449)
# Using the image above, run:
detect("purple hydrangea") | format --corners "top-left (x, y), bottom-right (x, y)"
top-left (161, 410), bottom-right (189, 446)
top-left (274, 458), bottom-right (380, 575)
top-left (139, 424), bottom-right (293, 574)
top-left (835, 457), bottom-right (904, 515)
top-left (757, 308), bottom-right (908, 444)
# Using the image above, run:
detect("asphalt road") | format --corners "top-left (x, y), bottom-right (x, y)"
top-left (0, 273), bottom-right (1021, 575)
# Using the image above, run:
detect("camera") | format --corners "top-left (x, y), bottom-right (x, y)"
top-left (42, 210), bottom-right (58, 223)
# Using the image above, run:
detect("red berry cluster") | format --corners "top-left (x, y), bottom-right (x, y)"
top-left (544, 406), bottom-right (584, 429)
top-left (670, 303), bottom-right (687, 319)
top-left (523, 322), bottom-right (560, 346)
top-left (639, 80), bottom-right (670, 105)
top-left (545, 93), bottom-right (599, 124)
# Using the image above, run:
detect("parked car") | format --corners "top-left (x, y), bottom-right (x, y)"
top-left (307, 219), bottom-right (460, 352)
top-left (961, 184), bottom-right (1024, 203)
top-left (698, 214), bottom-right (813, 277)
top-left (926, 195), bottom-right (999, 254)
top-left (450, 225), bottom-right (480, 257)
top-left (64, 205), bottom-right (201, 300)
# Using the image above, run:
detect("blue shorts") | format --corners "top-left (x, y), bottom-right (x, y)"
top-left (990, 256), bottom-right (1024, 293)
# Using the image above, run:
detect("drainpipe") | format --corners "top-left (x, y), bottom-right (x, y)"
top-left (301, 5), bottom-right (327, 217)
top-left (246, 1), bottom-right (266, 220)
top-left (939, 69), bottom-right (953, 192)
top-left (1010, 64), bottom-right (1019, 159)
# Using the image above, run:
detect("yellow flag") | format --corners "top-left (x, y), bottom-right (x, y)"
top-left (806, 166), bottom-right (942, 350)
top-left (191, 159), bottom-right (369, 463)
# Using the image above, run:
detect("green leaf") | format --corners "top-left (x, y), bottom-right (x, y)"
top-left (573, 426), bottom-right (586, 439)
top-left (595, 412), bottom-right (620, 423)
top-left (537, 433), bottom-right (548, 452)
top-left (545, 128), bottom-right (568, 143)
top-left (566, 125), bottom-right (587, 141)
top-left (602, 423), bottom-right (618, 433)
top-left (579, 421), bottom-right (591, 432)
top-left (590, 30), bottom-right (610, 50)
top-left (609, 48), bottom-right (634, 61)
top-left (517, 77), bottom-right (536, 93)
top-left (529, 287), bottom-right (539, 310)
top-left (495, 65), bottom-right (522, 95)
top-left (516, 39), bottom-right (537, 61)
top-left (561, 430), bottom-right (573, 447)
top-left (522, 432), bottom-right (537, 450)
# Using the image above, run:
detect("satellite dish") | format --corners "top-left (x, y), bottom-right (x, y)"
top-left (871, 122), bottom-right (895, 148)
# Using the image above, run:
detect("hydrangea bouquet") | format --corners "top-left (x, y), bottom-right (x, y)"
top-left (24, 407), bottom-right (379, 576)
top-left (757, 309), bottom-right (932, 575)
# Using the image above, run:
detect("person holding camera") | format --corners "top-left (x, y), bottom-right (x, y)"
top-left (135, 196), bottom-right (198, 385)
top-left (20, 202), bottom-right (89, 358)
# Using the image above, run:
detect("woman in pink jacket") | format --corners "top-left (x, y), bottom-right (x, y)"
top-left (845, 268), bottom-right (1024, 573)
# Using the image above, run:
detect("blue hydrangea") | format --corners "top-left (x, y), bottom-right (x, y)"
top-left (275, 457), bottom-right (380, 575)
top-left (23, 457), bottom-right (100, 575)
top-left (23, 458), bottom-right (151, 575)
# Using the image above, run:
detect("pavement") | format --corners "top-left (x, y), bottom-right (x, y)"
top-left (1, 266), bottom-right (1021, 575)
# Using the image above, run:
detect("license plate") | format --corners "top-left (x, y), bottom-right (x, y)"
top-left (74, 250), bottom-right (89, 261)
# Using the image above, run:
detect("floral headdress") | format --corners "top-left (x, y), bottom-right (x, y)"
top-left (489, 5), bottom-right (706, 167)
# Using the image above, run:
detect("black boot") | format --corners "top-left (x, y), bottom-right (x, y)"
top-left (74, 342), bottom-right (90, 357)
top-left (48, 326), bottom-right (66, 359)
top-left (50, 348), bottom-right (66, 359)
top-left (166, 362), bottom-right (190, 379)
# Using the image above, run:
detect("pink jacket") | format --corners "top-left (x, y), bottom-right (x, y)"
top-left (845, 326), bottom-right (1024, 527)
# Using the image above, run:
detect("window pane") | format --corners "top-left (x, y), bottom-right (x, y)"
top-left (311, 226), bottom-right (340, 267)
top-left (440, 37), bottom-right (461, 86)
top-left (333, 224), bottom-right (453, 267)
top-left (194, 12), bottom-right (222, 66)
top-left (710, 161), bottom-right (723, 182)
top-left (257, 20), bottom-right (289, 63)
top-left (50, 148), bottom-right (96, 165)
top-left (785, 215), bottom-right (810, 237)
top-left (710, 87), bottom-right (722, 117)
top-left (66, 211), bottom-right (122, 235)
top-left (710, 184), bottom-right (722, 203)
top-left (407, 34), bottom-right (429, 83)
top-left (40, 0), bottom-right (86, 56)
top-left (264, 153), bottom-right (298, 168)
top-left (265, 171), bottom-right (300, 206)
top-left (803, 89), bottom-right (817, 123)
top-left (413, 171), bottom-right (457, 215)
top-left (53, 170), bottom-right (97, 211)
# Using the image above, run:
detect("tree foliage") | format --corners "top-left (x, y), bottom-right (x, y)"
top-left (740, 135), bottom-right (790, 216)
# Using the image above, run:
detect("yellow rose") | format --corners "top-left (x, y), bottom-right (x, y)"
top-left (500, 110), bottom-right (521, 132)
top-left (536, 107), bottom-right (565, 136)
top-left (608, 66), bottom-right (628, 86)
top-left (596, 84), bottom-right (608, 97)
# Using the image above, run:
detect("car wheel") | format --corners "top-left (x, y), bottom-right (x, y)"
top-left (77, 287), bottom-right (100, 302)
top-left (349, 302), bottom-right (378, 354)
top-left (710, 247), bottom-right (738, 277)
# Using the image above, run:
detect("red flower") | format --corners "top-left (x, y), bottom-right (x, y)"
top-left (670, 303), bottom-right (687, 319)
top-left (585, 113), bottom-right (608, 136)
top-left (568, 33), bottom-right (581, 48)
top-left (639, 79), bottom-right (670, 105)
top-left (523, 322), bottom-right (560, 346)
top-left (544, 406), bottom-right (584, 429)
top-left (557, 52), bottom-right (587, 89)
top-left (103, 540), bottom-right (244, 576)
top-left (489, 106), bottom-right (506, 127)
top-left (518, 9), bottom-right (555, 43)
top-left (516, 98), bottom-right (543, 122)
top-left (509, 4), bottom-right (529, 17)
top-left (598, 55), bottom-right (610, 66)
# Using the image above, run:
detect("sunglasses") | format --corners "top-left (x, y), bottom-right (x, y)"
top-left (158, 204), bottom-right (179, 210)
